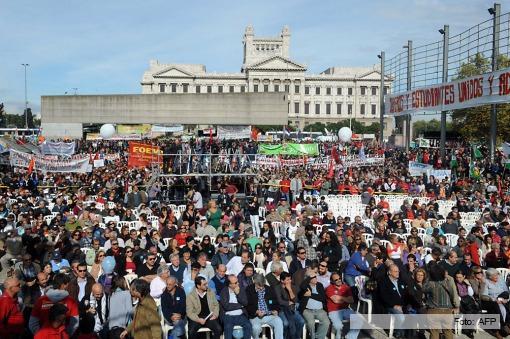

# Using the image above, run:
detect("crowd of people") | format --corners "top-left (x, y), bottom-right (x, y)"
top-left (0, 135), bottom-right (509, 339)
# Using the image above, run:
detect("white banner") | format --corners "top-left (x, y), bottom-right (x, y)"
top-left (93, 159), bottom-right (105, 168)
top-left (40, 141), bottom-right (76, 156)
top-left (409, 161), bottom-right (433, 176)
top-left (427, 169), bottom-right (452, 180)
top-left (341, 155), bottom-right (385, 168)
top-left (9, 149), bottom-right (90, 173)
top-left (217, 125), bottom-right (251, 140)
top-left (386, 66), bottom-right (510, 116)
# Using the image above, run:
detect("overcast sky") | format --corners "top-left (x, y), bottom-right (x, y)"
top-left (0, 0), bottom-right (501, 117)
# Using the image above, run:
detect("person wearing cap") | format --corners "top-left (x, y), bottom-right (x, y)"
top-left (441, 215), bottom-right (458, 234)
top-left (49, 250), bottom-right (70, 273)
top-left (14, 253), bottom-right (41, 285)
top-left (196, 216), bottom-right (217, 238)
top-left (210, 242), bottom-right (235, 269)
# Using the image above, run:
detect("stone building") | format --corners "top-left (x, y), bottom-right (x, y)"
top-left (141, 26), bottom-right (393, 132)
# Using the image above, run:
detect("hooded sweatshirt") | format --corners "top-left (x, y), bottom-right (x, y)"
top-left (29, 288), bottom-right (79, 336)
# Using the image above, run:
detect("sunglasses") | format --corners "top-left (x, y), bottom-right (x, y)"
top-left (126, 250), bottom-right (132, 253)
top-left (148, 257), bottom-right (156, 261)
top-left (320, 264), bottom-right (328, 268)
top-left (98, 254), bottom-right (105, 258)
top-left (298, 251), bottom-right (306, 254)
top-left (112, 243), bottom-right (118, 246)
top-left (78, 269), bottom-right (87, 272)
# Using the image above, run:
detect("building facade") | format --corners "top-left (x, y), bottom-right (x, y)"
top-left (141, 26), bottom-right (393, 132)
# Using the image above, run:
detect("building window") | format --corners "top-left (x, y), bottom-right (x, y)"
top-left (315, 87), bottom-right (320, 95)
top-left (348, 104), bottom-right (353, 115)
top-left (304, 102), bottom-right (310, 114)
top-left (336, 103), bottom-right (342, 114)
top-left (241, 85), bottom-right (246, 93)
top-left (230, 86), bottom-right (235, 93)
top-left (337, 87), bottom-right (342, 95)
top-left (361, 87), bottom-right (366, 95)
top-left (285, 84), bottom-right (290, 93)
top-left (326, 103), bottom-right (331, 114)
top-left (207, 86), bottom-right (212, 93)
top-left (159, 83), bottom-right (165, 93)
top-left (371, 104), bottom-right (377, 115)
top-left (183, 84), bottom-right (188, 93)
top-left (264, 84), bottom-right (269, 92)
top-left (254, 85), bottom-right (258, 92)
top-left (371, 86), bottom-right (377, 95)
top-left (315, 103), bottom-right (320, 114)
top-left (171, 84), bottom-right (177, 93)
top-left (348, 88), bottom-right (353, 95)
top-left (326, 87), bottom-right (331, 95)
top-left (305, 86), bottom-right (310, 95)
top-left (274, 85), bottom-right (279, 92)
top-left (218, 85), bottom-right (223, 93)
top-left (295, 85), bottom-right (300, 94)
top-left (360, 104), bottom-right (366, 114)
top-left (294, 102), bottom-right (300, 114)
top-left (384, 86), bottom-right (389, 95)
top-left (196, 85), bottom-right (201, 93)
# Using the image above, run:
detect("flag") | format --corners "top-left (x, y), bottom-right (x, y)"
top-left (27, 157), bottom-right (35, 175)
top-left (473, 145), bottom-right (483, 159)
top-left (327, 159), bottom-right (335, 179)
top-left (209, 128), bottom-right (213, 145)
top-left (331, 145), bottom-right (339, 163)
top-left (450, 154), bottom-right (458, 169)
top-left (469, 160), bottom-right (480, 180)
top-left (502, 142), bottom-right (510, 157)
top-left (283, 126), bottom-right (291, 137)
top-left (251, 127), bottom-right (259, 141)
top-left (359, 144), bottom-right (366, 160)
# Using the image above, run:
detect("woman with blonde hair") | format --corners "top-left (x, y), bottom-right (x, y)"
top-left (89, 250), bottom-right (105, 281)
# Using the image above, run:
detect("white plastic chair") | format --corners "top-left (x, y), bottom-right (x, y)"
top-left (355, 275), bottom-right (373, 323)
top-left (497, 268), bottom-right (510, 283)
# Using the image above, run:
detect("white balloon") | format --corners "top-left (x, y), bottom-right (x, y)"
top-left (338, 127), bottom-right (352, 143)
top-left (100, 124), bottom-right (115, 139)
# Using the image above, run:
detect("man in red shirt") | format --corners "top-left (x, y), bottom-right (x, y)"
top-left (34, 303), bottom-right (69, 339)
top-left (280, 176), bottom-right (291, 202)
top-left (29, 273), bottom-right (79, 337)
top-left (325, 272), bottom-right (361, 339)
top-left (0, 277), bottom-right (25, 338)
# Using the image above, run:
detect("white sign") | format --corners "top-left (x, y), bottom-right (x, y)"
top-left (427, 169), bottom-right (452, 180)
top-left (217, 125), bottom-right (251, 140)
top-left (409, 161), bottom-right (433, 177)
top-left (386, 66), bottom-right (510, 116)
top-left (9, 149), bottom-right (90, 173)
top-left (93, 159), bottom-right (105, 168)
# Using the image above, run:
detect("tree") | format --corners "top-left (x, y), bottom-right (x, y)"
top-left (0, 103), bottom-right (5, 128)
top-left (451, 53), bottom-right (510, 142)
top-left (413, 119), bottom-right (453, 138)
top-left (25, 108), bottom-right (34, 128)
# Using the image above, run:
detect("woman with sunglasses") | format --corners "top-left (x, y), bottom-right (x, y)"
top-left (199, 236), bottom-right (215, 260)
top-left (119, 246), bottom-right (137, 274)
top-left (90, 250), bottom-right (106, 281)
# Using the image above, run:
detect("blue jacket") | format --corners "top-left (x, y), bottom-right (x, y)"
top-left (344, 251), bottom-right (369, 277)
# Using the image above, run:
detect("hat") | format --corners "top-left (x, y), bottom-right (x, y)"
top-left (52, 250), bottom-right (62, 261)
top-left (200, 216), bottom-right (207, 221)
top-left (266, 198), bottom-right (274, 202)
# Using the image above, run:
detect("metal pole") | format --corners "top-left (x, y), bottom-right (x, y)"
top-left (440, 25), bottom-right (449, 164)
top-left (21, 63), bottom-right (29, 129)
top-left (379, 51), bottom-right (385, 144)
top-left (406, 41), bottom-right (412, 151)
top-left (490, 3), bottom-right (500, 162)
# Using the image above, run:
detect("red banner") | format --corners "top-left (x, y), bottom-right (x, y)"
top-left (127, 142), bottom-right (162, 168)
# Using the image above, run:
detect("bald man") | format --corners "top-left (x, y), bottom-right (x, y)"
top-left (88, 283), bottom-right (109, 336)
top-left (0, 277), bottom-right (25, 338)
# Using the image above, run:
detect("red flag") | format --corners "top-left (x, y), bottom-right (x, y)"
top-left (331, 146), bottom-right (339, 163)
top-left (251, 127), bottom-right (259, 141)
top-left (27, 157), bottom-right (35, 175)
top-left (327, 159), bottom-right (334, 179)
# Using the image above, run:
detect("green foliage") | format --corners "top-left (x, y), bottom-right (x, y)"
top-left (451, 53), bottom-right (510, 142)
top-left (303, 120), bottom-right (380, 134)
top-left (0, 103), bottom-right (5, 128)
top-left (413, 119), bottom-right (453, 138)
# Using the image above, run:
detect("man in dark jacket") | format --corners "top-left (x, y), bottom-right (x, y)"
top-left (161, 277), bottom-right (186, 338)
top-left (245, 274), bottom-right (283, 339)
top-left (298, 272), bottom-right (331, 339)
top-left (378, 263), bottom-right (407, 338)
top-left (274, 272), bottom-right (304, 339)
top-left (219, 275), bottom-right (252, 339)
top-left (68, 262), bottom-right (95, 305)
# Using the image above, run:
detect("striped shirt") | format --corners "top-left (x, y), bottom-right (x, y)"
top-left (423, 277), bottom-right (460, 309)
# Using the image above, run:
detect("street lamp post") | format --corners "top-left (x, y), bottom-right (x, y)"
top-left (489, 3), bottom-right (501, 162)
top-left (439, 25), bottom-right (449, 164)
top-left (403, 41), bottom-right (413, 151)
top-left (378, 52), bottom-right (385, 144)
top-left (21, 63), bottom-right (29, 129)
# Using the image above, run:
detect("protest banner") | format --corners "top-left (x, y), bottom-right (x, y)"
top-left (258, 143), bottom-right (319, 156)
top-left (386, 66), bottom-right (510, 116)
top-left (93, 159), bottom-right (105, 168)
top-left (40, 141), bottom-right (76, 156)
top-left (9, 149), bottom-right (90, 173)
top-left (341, 155), bottom-right (385, 168)
top-left (427, 169), bottom-right (452, 180)
top-left (409, 161), bottom-right (433, 177)
top-left (217, 125), bottom-right (251, 140)
top-left (127, 142), bottom-right (162, 168)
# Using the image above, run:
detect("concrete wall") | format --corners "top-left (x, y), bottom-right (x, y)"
top-left (41, 92), bottom-right (288, 126)
top-left (41, 123), bottom-right (83, 139)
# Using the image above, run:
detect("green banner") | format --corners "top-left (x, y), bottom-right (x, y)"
top-left (258, 143), bottom-right (319, 156)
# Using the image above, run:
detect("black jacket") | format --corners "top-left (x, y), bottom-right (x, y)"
top-left (298, 279), bottom-right (328, 313)
top-left (378, 275), bottom-right (407, 308)
top-left (289, 258), bottom-right (311, 276)
top-left (219, 286), bottom-right (248, 317)
top-left (161, 286), bottom-right (187, 323)
top-left (245, 284), bottom-right (280, 318)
